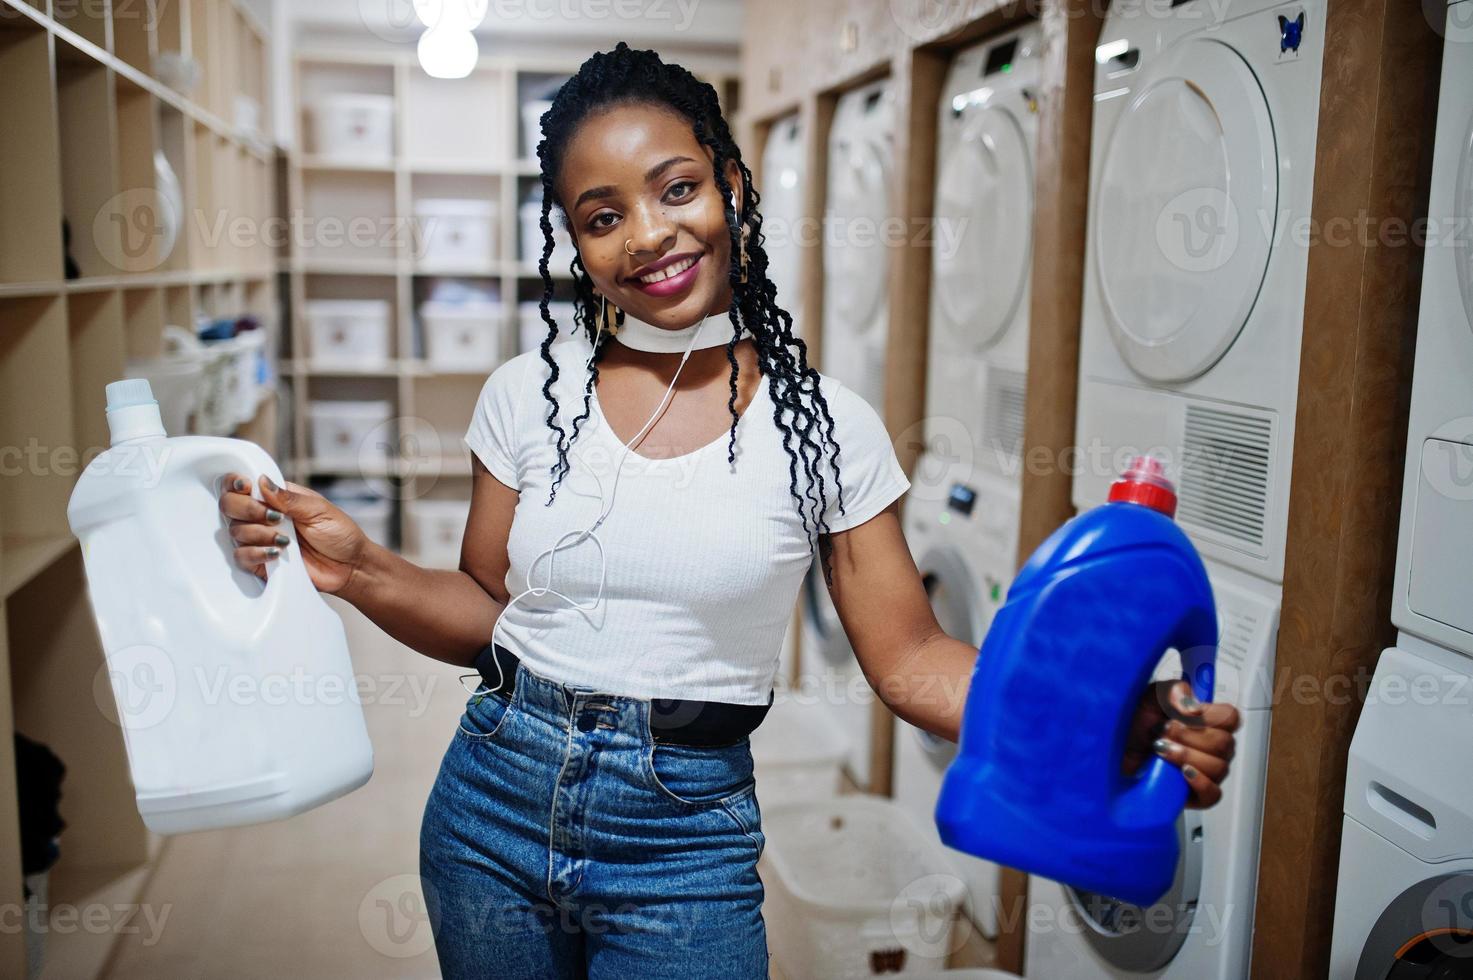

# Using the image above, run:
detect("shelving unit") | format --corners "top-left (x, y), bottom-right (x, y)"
top-left (284, 49), bottom-right (739, 563)
top-left (0, 2), bottom-right (276, 976)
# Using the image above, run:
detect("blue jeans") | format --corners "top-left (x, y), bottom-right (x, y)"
top-left (419, 659), bottom-right (770, 979)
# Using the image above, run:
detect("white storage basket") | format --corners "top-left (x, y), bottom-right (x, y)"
top-left (760, 795), bottom-right (967, 979)
top-left (422, 301), bottom-right (501, 372)
top-left (309, 400), bottom-right (394, 468)
top-left (306, 299), bottom-right (392, 370)
top-left (308, 93), bottom-right (394, 162)
top-left (414, 198), bottom-right (497, 268)
top-left (409, 499), bottom-right (471, 568)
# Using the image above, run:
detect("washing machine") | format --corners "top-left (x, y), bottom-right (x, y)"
top-left (761, 113), bottom-right (807, 338)
top-left (1330, 6), bottom-right (1473, 973)
top-left (1071, 0), bottom-right (1326, 588)
top-left (821, 76), bottom-right (895, 414)
top-left (797, 557), bottom-right (869, 786)
top-left (1032, 2), bottom-right (1326, 974)
top-left (1026, 564), bottom-right (1279, 979)
top-left (1329, 642), bottom-right (1473, 978)
top-left (895, 465), bottom-right (1019, 939)
top-left (926, 23), bottom-right (1040, 475)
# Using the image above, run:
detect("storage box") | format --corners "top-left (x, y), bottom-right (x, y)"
top-left (519, 198), bottom-right (577, 272)
top-left (306, 299), bottom-right (392, 369)
top-left (309, 400), bottom-right (394, 468)
top-left (308, 93), bottom-right (394, 162)
top-left (414, 198), bottom-right (497, 268)
top-left (518, 300), bottom-right (577, 353)
top-left (422, 301), bottom-right (501, 372)
top-left (751, 699), bottom-right (848, 805)
top-left (760, 795), bottom-right (967, 978)
top-left (410, 499), bottom-right (472, 568)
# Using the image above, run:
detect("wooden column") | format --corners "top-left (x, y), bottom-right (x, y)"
top-left (990, 0), bottom-right (1104, 972)
top-left (1250, 3), bottom-right (1443, 976)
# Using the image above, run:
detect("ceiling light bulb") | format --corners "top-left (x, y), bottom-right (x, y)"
top-left (418, 26), bottom-right (478, 79)
top-left (413, 0), bottom-right (488, 32)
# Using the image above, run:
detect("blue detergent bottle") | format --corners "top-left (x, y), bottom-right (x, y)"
top-left (934, 455), bottom-right (1216, 907)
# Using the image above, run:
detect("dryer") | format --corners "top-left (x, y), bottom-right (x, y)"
top-left (762, 113), bottom-right (808, 339)
top-left (896, 466), bottom-right (1019, 940)
top-left (926, 23), bottom-right (1040, 475)
top-left (822, 77), bottom-right (895, 414)
top-left (1330, 5), bottom-right (1473, 973)
top-left (1071, 0), bottom-right (1326, 587)
top-left (800, 77), bottom-right (896, 788)
top-left (1031, 1), bottom-right (1325, 975)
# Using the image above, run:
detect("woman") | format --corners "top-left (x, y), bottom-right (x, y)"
top-left (218, 43), bottom-right (1239, 980)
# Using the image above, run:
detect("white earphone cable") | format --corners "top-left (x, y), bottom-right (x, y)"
top-left (462, 303), bottom-right (713, 698)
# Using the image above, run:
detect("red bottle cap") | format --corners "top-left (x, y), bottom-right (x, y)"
top-left (1108, 455), bottom-right (1178, 518)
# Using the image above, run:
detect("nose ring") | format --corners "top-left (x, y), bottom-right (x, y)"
top-left (624, 239), bottom-right (636, 255)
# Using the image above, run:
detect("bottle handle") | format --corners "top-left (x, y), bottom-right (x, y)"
top-left (1114, 612), bottom-right (1218, 828)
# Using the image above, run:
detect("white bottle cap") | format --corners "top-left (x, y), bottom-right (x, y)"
top-left (105, 378), bottom-right (168, 444)
top-left (106, 378), bottom-right (158, 412)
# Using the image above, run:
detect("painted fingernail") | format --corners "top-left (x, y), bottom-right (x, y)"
top-left (265, 509), bottom-right (283, 523)
top-left (1153, 738), bottom-right (1173, 757)
top-left (1180, 692), bottom-right (1202, 712)
top-left (274, 533), bottom-right (289, 547)
top-left (265, 547), bottom-right (280, 559)
top-left (262, 476), bottom-right (279, 492)
top-left (1182, 764), bottom-right (1200, 781)
top-left (231, 477), bottom-right (247, 491)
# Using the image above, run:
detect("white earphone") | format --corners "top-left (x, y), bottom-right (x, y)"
top-left (462, 301), bottom-right (714, 698)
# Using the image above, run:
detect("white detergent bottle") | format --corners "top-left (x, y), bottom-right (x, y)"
top-left (67, 379), bottom-right (374, 834)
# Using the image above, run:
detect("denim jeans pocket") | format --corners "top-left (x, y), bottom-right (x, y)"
top-left (457, 689), bottom-right (514, 743)
top-left (645, 737), bottom-right (756, 809)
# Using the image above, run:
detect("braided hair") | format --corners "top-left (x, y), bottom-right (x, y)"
top-left (531, 41), bottom-right (848, 583)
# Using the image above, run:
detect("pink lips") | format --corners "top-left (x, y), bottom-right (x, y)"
top-left (628, 253), bottom-right (703, 298)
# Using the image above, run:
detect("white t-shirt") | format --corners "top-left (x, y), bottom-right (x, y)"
top-left (463, 336), bottom-right (910, 704)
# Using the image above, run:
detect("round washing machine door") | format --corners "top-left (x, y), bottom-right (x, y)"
top-left (1064, 810), bottom-right (1205, 972)
top-left (1354, 872), bottom-right (1473, 979)
top-left (827, 133), bottom-right (892, 341)
top-left (914, 543), bottom-right (997, 770)
top-left (1092, 38), bottom-right (1278, 384)
top-left (934, 103), bottom-right (1034, 355)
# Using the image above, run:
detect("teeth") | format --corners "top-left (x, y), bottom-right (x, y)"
top-left (639, 256), bottom-right (696, 284)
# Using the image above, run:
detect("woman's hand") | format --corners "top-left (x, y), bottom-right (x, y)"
top-left (1124, 679), bottom-right (1241, 809)
top-left (218, 473), bottom-right (368, 594)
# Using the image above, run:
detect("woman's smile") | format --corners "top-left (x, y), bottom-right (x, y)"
top-left (626, 250), bottom-right (705, 297)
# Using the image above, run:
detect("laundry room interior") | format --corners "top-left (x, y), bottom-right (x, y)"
top-left (0, 0), bottom-right (1468, 977)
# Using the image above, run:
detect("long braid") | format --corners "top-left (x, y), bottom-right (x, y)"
top-left (533, 42), bottom-right (848, 583)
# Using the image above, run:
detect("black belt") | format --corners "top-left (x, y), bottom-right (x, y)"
top-left (473, 643), bottom-right (772, 748)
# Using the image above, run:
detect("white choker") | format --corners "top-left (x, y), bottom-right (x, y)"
top-left (611, 309), bottom-right (745, 353)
